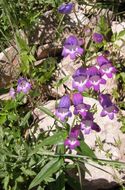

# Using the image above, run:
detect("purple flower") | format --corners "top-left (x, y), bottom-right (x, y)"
top-left (72, 67), bottom-right (88, 92)
top-left (58, 95), bottom-right (71, 109)
top-left (58, 2), bottom-right (74, 14)
top-left (72, 93), bottom-right (91, 118)
top-left (86, 67), bottom-right (106, 91)
top-left (64, 125), bottom-right (80, 150)
top-left (62, 36), bottom-right (84, 60)
top-left (97, 55), bottom-right (116, 78)
top-left (55, 95), bottom-right (72, 121)
top-left (92, 33), bottom-right (103, 43)
top-left (17, 78), bottom-right (31, 94)
top-left (97, 55), bottom-right (110, 65)
top-left (74, 103), bottom-right (91, 118)
top-left (9, 87), bottom-right (16, 98)
top-left (72, 93), bottom-right (83, 106)
top-left (81, 112), bottom-right (100, 134)
top-left (99, 94), bottom-right (119, 120)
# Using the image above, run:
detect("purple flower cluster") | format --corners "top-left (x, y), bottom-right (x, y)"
top-left (56, 93), bottom-right (101, 150)
top-left (72, 55), bottom-right (116, 92)
top-left (62, 35), bottom-right (84, 60)
top-left (55, 31), bottom-right (118, 150)
top-left (9, 78), bottom-right (31, 98)
top-left (72, 66), bottom-right (106, 92)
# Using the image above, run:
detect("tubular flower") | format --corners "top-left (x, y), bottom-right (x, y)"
top-left (81, 112), bottom-right (101, 134)
top-left (86, 67), bottom-right (106, 91)
top-left (92, 33), bottom-right (103, 43)
top-left (9, 87), bottom-right (16, 98)
top-left (17, 78), bottom-right (31, 94)
top-left (97, 55), bottom-right (116, 78)
top-left (72, 67), bottom-right (88, 92)
top-left (55, 95), bottom-right (72, 121)
top-left (99, 94), bottom-right (119, 120)
top-left (72, 92), bottom-right (91, 118)
top-left (72, 93), bottom-right (83, 106)
top-left (74, 103), bottom-right (91, 118)
top-left (64, 125), bottom-right (80, 150)
top-left (58, 2), bottom-right (74, 14)
top-left (62, 35), bottom-right (84, 60)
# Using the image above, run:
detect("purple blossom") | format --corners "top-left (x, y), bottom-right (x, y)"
top-left (9, 87), bottom-right (16, 98)
top-left (72, 67), bottom-right (88, 92)
top-left (64, 125), bottom-right (80, 150)
top-left (97, 55), bottom-right (110, 66)
top-left (58, 95), bottom-right (71, 109)
top-left (74, 103), bottom-right (91, 118)
top-left (81, 112), bottom-right (100, 134)
top-left (62, 36), bottom-right (84, 60)
top-left (97, 55), bottom-right (116, 78)
top-left (58, 2), bottom-right (74, 14)
top-left (17, 78), bottom-right (31, 94)
top-left (55, 95), bottom-right (72, 121)
top-left (72, 93), bottom-right (91, 118)
top-left (92, 33), bottom-right (103, 43)
top-left (72, 93), bottom-right (83, 106)
top-left (86, 67), bottom-right (106, 91)
top-left (99, 94), bottom-right (119, 120)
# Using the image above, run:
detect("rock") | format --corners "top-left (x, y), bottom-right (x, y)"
top-left (56, 56), bottom-right (82, 91)
top-left (0, 93), bottom-right (11, 100)
top-left (0, 46), bottom-right (19, 88)
top-left (111, 21), bottom-right (125, 57)
top-left (100, 75), bottom-right (117, 95)
top-left (69, 7), bottom-right (90, 27)
top-left (33, 100), bottom-right (56, 137)
top-left (84, 163), bottom-right (120, 190)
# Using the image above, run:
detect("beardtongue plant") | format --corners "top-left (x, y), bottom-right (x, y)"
top-left (0, 1), bottom-right (124, 190)
top-left (28, 3), bottom-right (122, 190)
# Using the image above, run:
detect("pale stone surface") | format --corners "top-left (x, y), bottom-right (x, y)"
top-left (112, 21), bottom-right (125, 57)
top-left (84, 163), bottom-right (121, 190)
top-left (0, 46), bottom-right (19, 88)
top-left (69, 8), bottom-right (90, 27)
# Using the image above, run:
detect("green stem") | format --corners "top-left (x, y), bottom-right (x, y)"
top-left (55, 14), bottom-right (65, 35)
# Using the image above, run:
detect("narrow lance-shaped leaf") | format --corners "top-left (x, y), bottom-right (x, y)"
top-left (20, 111), bottom-right (31, 127)
top-left (77, 140), bottom-right (96, 158)
top-left (29, 158), bottom-right (63, 189)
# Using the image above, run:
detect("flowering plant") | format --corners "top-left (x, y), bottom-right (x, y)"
top-left (0, 1), bottom-right (125, 190)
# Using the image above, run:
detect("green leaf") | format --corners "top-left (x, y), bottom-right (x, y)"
top-left (20, 111), bottom-right (31, 127)
top-left (117, 29), bottom-right (125, 39)
top-left (29, 158), bottom-right (63, 189)
top-left (38, 106), bottom-right (64, 125)
top-left (3, 175), bottom-right (9, 190)
top-left (21, 166), bottom-right (36, 176)
top-left (0, 114), bottom-right (6, 125)
top-left (38, 106), bottom-right (55, 118)
top-left (78, 141), bottom-right (96, 158)
top-left (42, 131), bottom-right (67, 146)
top-left (49, 171), bottom-right (65, 190)
top-left (4, 100), bottom-right (17, 110)
top-left (37, 186), bottom-right (44, 190)
top-left (15, 33), bottom-right (29, 52)
top-left (29, 131), bottom-right (67, 157)
top-left (56, 172), bottom-right (65, 190)
top-left (55, 75), bottom-right (70, 88)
